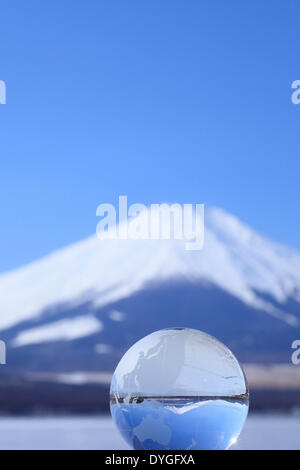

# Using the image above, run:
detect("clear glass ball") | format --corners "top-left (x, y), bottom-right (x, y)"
top-left (110, 328), bottom-right (249, 450)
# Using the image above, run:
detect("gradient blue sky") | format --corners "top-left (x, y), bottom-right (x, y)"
top-left (0, 0), bottom-right (300, 272)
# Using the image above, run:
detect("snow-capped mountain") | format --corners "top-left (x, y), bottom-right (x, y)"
top-left (1, 206), bottom-right (300, 378)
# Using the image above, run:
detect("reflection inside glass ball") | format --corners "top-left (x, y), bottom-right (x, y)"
top-left (110, 328), bottom-right (249, 450)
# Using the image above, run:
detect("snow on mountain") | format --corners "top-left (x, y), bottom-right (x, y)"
top-left (0, 206), bottom-right (300, 335)
top-left (12, 315), bottom-right (103, 347)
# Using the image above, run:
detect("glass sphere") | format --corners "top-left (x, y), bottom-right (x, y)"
top-left (110, 328), bottom-right (249, 450)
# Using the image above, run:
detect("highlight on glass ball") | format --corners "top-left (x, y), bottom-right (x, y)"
top-left (110, 327), bottom-right (249, 450)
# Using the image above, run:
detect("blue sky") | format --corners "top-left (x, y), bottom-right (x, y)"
top-left (0, 0), bottom-right (300, 272)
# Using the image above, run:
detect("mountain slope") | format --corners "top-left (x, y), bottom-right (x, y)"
top-left (0, 206), bottom-right (299, 377)
top-left (0, 206), bottom-right (300, 331)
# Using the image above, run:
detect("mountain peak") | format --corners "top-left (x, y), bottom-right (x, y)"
top-left (0, 206), bottom-right (299, 332)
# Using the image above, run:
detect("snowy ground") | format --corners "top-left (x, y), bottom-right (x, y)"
top-left (0, 414), bottom-right (299, 450)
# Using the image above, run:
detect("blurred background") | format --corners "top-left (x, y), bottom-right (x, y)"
top-left (0, 0), bottom-right (300, 449)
